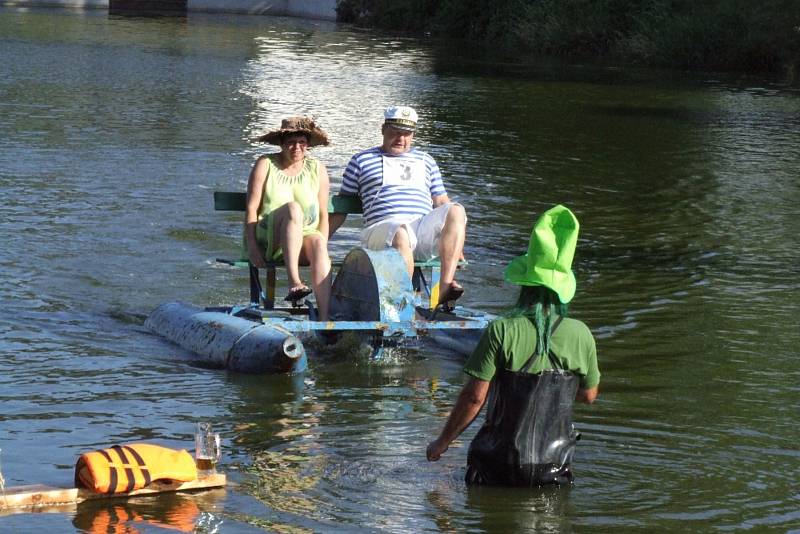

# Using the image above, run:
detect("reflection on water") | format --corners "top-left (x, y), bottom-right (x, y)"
top-left (0, 490), bottom-right (225, 532)
top-left (1, 5), bottom-right (799, 533)
top-left (71, 492), bottom-right (225, 533)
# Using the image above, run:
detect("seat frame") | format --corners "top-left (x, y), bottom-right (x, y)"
top-left (213, 192), bottom-right (461, 310)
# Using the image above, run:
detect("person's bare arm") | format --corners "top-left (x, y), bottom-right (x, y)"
top-left (328, 212), bottom-right (347, 238)
top-left (576, 386), bottom-right (598, 404)
top-left (426, 377), bottom-right (490, 461)
top-left (316, 160), bottom-right (330, 240)
top-left (432, 193), bottom-right (450, 208)
top-left (245, 157), bottom-right (268, 268)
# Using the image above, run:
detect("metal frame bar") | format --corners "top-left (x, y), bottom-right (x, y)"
top-left (260, 318), bottom-right (490, 336)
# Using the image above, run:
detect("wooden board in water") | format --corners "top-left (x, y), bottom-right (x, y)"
top-left (0, 474), bottom-right (226, 511)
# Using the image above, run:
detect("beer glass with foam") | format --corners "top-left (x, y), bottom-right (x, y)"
top-left (195, 422), bottom-right (221, 478)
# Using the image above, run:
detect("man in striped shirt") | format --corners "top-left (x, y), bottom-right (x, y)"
top-left (338, 106), bottom-right (467, 305)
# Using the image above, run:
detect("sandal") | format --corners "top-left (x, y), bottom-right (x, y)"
top-left (284, 285), bottom-right (312, 302)
top-left (438, 281), bottom-right (464, 306)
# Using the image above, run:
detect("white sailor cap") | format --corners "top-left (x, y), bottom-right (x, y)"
top-left (383, 106), bottom-right (418, 131)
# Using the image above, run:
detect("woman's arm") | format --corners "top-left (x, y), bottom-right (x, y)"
top-left (245, 157), bottom-right (268, 268)
top-left (316, 160), bottom-right (330, 240)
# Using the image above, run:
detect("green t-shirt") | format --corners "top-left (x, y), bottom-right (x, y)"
top-left (464, 315), bottom-right (600, 389)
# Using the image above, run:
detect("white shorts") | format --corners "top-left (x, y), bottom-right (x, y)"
top-left (361, 204), bottom-right (460, 261)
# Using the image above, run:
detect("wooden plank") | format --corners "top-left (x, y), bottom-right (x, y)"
top-left (0, 474), bottom-right (226, 511)
top-left (328, 194), bottom-right (363, 214)
top-left (214, 191), bottom-right (246, 211)
top-left (1, 485), bottom-right (79, 509)
top-left (213, 192), bottom-right (364, 215)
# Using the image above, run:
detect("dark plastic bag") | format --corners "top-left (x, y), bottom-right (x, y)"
top-left (466, 368), bottom-right (579, 487)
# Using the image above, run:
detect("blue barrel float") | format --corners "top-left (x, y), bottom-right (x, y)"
top-left (145, 302), bottom-right (307, 374)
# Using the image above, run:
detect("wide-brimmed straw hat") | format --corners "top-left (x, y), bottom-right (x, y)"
top-left (504, 205), bottom-right (580, 304)
top-left (256, 116), bottom-right (330, 147)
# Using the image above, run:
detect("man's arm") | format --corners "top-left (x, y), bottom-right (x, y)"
top-left (432, 193), bottom-right (450, 208)
top-left (426, 377), bottom-right (490, 461)
top-left (576, 329), bottom-right (600, 404)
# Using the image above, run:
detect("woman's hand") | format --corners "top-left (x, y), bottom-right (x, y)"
top-left (248, 247), bottom-right (267, 269)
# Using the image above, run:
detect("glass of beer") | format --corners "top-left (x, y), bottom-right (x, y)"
top-left (195, 422), bottom-right (221, 478)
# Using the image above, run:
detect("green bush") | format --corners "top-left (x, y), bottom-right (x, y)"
top-left (336, 0), bottom-right (800, 74)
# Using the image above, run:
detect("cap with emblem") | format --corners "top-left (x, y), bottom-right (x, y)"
top-left (383, 106), bottom-right (418, 132)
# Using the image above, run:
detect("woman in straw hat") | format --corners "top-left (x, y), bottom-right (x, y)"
top-left (245, 116), bottom-right (332, 320)
top-left (426, 205), bottom-right (600, 486)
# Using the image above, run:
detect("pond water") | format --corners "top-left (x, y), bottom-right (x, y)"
top-left (1, 6), bottom-right (798, 533)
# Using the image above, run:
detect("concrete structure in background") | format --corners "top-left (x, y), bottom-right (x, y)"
top-left (190, 0), bottom-right (335, 20)
top-left (0, 0), bottom-right (109, 7)
top-left (0, 0), bottom-right (337, 20)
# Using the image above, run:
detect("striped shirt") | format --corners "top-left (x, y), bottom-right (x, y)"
top-left (341, 147), bottom-right (447, 227)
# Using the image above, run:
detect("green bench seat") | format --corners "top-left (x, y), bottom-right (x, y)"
top-left (213, 191), bottom-right (363, 215)
top-left (214, 191), bottom-right (458, 309)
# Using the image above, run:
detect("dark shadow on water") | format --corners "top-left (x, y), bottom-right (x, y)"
top-left (426, 37), bottom-right (796, 90)
top-left (109, 11), bottom-right (187, 19)
top-left (586, 103), bottom-right (800, 126)
top-left (586, 104), bottom-right (724, 123)
top-left (109, 0), bottom-right (187, 18)
top-left (426, 482), bottom-right (577, 533)
top-left (105, 309), bottom-right (149, 326)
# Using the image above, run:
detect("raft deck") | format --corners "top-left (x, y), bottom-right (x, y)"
top-left (0, 474), bottom-right (226, 512)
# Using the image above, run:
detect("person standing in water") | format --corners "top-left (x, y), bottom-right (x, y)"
top-left (426, 205), bottom-right (599, 485)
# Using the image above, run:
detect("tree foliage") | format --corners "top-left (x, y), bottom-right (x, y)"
top-left (336, 0), bottom-right (800, 74)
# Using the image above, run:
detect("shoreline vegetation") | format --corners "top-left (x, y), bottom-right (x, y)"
top-left (335, 0), bottom-right (800, 79)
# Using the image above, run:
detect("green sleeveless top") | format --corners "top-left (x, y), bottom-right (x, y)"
top-left (257, 154), bottom-right (321, 236)
top-left (246, 154), bottom-right (322, 261)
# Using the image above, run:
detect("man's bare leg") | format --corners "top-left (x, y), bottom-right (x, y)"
top-left (437, 203), bottom-right (466, 298)
top-left (391, 226), bottom-right (415, 277)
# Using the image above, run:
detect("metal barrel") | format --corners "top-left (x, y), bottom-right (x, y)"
top-left (327, 247), bottom-right (417, 359)
top-left (145, 302), bottom-right (307, 374)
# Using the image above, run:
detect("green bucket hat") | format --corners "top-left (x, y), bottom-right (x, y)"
top-left (504, 205), bottom-right (580, 304)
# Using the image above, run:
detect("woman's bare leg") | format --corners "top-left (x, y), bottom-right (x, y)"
top-left (271, 202), bottom-right (305, 289)
top-left (300, 234), bottom-right (332, 320)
